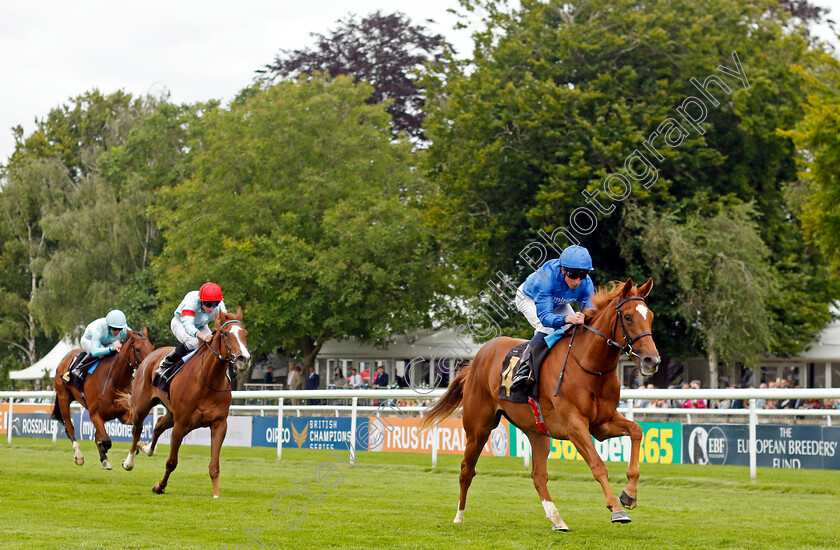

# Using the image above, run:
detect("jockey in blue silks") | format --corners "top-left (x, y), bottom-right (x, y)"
top-left (62, 309), bottom-right (131, 382)
top-left (158, 282), bottom-right (227, 372)
top-left (510, 245), bottom-right (595, 392)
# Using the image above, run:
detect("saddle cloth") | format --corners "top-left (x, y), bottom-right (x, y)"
top-left (152, 349), bottom-right (197, 393)
top-left (498, 343), bottom-right (531, 403)
top-left (498, 327), bottom-right (574, 404)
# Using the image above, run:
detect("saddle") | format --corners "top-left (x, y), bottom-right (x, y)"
top-left (152, 349), bottom-right (197, 393)
top-left (498, 328), bottom-right (571, 404)
top-left (64, 352), bottom-right (101, 398)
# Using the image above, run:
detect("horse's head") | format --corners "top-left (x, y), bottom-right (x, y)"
top-left (613, 278), bottom-right (660, 376)
top-left (216, 307), bottom-right (251, 371)
top-left (122, 327), bottom-right (154, 370)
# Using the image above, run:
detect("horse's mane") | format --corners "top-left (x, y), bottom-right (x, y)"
top-left (585, 280), bottom-right (635, 316)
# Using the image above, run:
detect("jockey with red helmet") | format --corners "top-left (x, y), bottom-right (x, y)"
top-left (510, 245), bottom-right (595, 392)
top-left (158, 282), bottom-right (227, 372)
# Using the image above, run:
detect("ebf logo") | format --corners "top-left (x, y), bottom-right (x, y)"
top-left (687, 427), bottom-right (728, 465)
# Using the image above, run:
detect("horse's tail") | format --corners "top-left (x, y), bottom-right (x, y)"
top-left (116, 391), bottom-right (135, 425)
top-left (51, 393), bottom-right (63, 422)
top-left (420, 363), bottom-right (471, 431)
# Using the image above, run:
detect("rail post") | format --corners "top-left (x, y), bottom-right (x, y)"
top-left (277, 397), bottom-right (284, 460)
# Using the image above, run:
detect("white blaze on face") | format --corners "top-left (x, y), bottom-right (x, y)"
top-left (229, 325), bottom-right (250, 362)
top-left (635, 303), bottom-right (649, 320)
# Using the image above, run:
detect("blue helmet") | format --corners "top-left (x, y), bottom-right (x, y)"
top-left (559, 245), bottom-right (593, 270)
top-left (105, 309), bottom-right (127, 330)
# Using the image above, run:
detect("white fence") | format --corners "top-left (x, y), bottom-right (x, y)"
top-left (3, 388), bottom-right (840, 481)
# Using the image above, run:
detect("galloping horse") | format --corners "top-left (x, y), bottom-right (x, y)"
top-left (52, 328), bottom-right (154, 469)
top-left (119, 307), bottom-right (250, 498)
top-left (421, 279), bottom-right (660, 531)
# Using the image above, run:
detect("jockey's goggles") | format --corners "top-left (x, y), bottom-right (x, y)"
top-left (564, 268), bottom-right (590, 280)
top-left (202, 300), bottom-right (220, 308)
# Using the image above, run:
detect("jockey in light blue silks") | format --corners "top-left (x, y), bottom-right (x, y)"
top-left (510, 245), bottom-right (596, 392)
top-left (62, 309), bottom-right (131, 382)
top-left (158, 282), bottom-right (227, 372)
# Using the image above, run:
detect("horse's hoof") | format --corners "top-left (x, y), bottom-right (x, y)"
top-left (139, 442), bottom-right (152, 456)
top-left (122, 461), bottom-right (134, 471)
top-left (74, 457), bottom-right (84, 466)
top-left (213, 495), bottom-right (219, 499)
top-left (552, 520), bottom-right (570, 532)
top-left (101, 460), bottom-right (112, 470)
top-left (620, 490), bottom-right (637, 510)
top-left (611, 510), bottom-right (631, 523)
top-left (152, 484), bottom-right (165, 494)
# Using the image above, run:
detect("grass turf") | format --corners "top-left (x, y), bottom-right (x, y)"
top-left (1, 438), bottom-right (838, 549)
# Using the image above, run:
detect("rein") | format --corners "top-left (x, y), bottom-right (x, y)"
top-left (102, 334), bottom-right (150, 396)
top-left (552, 296), bottom-right (652, 397)
top-left (199, 320), bottom-right (243, 393)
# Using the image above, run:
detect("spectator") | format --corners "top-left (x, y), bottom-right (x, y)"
top-left (263, 366), bottom-right (276, 385)
top-left (348, 368), bottom-right (362, 389)
top-left (755, 382), bottom-right (768, 409)
top-left (332, 366), bottom-right (345, 389)
top-left (305, 366), bottom-right (320, 405)
top-left (287, 364), bottom-right (304, 405)
top-left (683, 380), bottom-right (707, 409)
top-left (777, 379), bottom-right (795, 409)
top-left (373, 366), bottom-right (389, 389)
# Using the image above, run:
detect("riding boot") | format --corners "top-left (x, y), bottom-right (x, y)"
top-left (62, 352), bottom-right (87, 383)
top-left (159, 343), bottom-right (191, 374)
top-left (509, 345), bottom-right (535, 392)
top-left (510, 332), bottom-right (549, 393)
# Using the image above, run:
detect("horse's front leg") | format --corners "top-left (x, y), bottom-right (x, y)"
top-left (153, 422), bottom-right (187, 494)
top-left (591, 412), bottom-right (643, 510)
top-left (88, 411), bottom-right (113, 470)
top-left (563, 415), bottom-right (630, 523)
top-left (209, 418), bottom-right (228, 498)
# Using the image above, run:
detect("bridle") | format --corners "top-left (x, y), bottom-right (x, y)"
top-left (117, 333), bottom-right (150, 370)
top-left (580, 296), bottom-right (652, 361)
top-left (200, 319), bottom-right (244, 392)
top-left (102, 332), bottom-right (149, 396)
top-left (553, 296), bottom-right (652, 396)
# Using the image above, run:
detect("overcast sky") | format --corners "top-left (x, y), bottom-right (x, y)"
top-left (1, 0), bottom-right (838, 165)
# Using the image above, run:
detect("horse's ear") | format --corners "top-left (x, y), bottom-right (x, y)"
top-left (143, 326), bottom-right (148, 337)
top-left (638, 278), bottom-right (653, 298)
top-left (620, 278), bottom-right (633, 298)
top-left (235, 306), bottom-right (243, 320)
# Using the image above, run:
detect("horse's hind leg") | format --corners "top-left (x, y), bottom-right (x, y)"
top-left (153, 422), bottom-right (187, 494)
top-left (122, 393), bottom-right (156, 470)
top-left (454, 398), bottom-right (495, 524)
top-left (147, 409), bottom-right (174, 456)
top-left (592, 413), bottom-right (643, 510)
top-left (526, 432), bottom-right (569, 531)
top-left (55, 390), bottom-right (84, 466)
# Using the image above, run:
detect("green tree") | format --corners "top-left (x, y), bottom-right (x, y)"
top-left (625, 203), bottom-right (778, 387)
top-left (424, 0), bottom-right (836, 360)
top-left (259, 11), bottom-right (449, 140)
top-left (0, 157), bottom-right (72, 364)
top-left (784, 52), bottom-right (840, 272)
top-left (153, 76), bottom-right (442, 368)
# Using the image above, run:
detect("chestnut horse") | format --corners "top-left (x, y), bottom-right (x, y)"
top-left (119, 307), bottom-right (250, 498)
top-left (52, 328), bottom-right (154, 469)
top-left (421, 279), bottom-right (660, 531)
